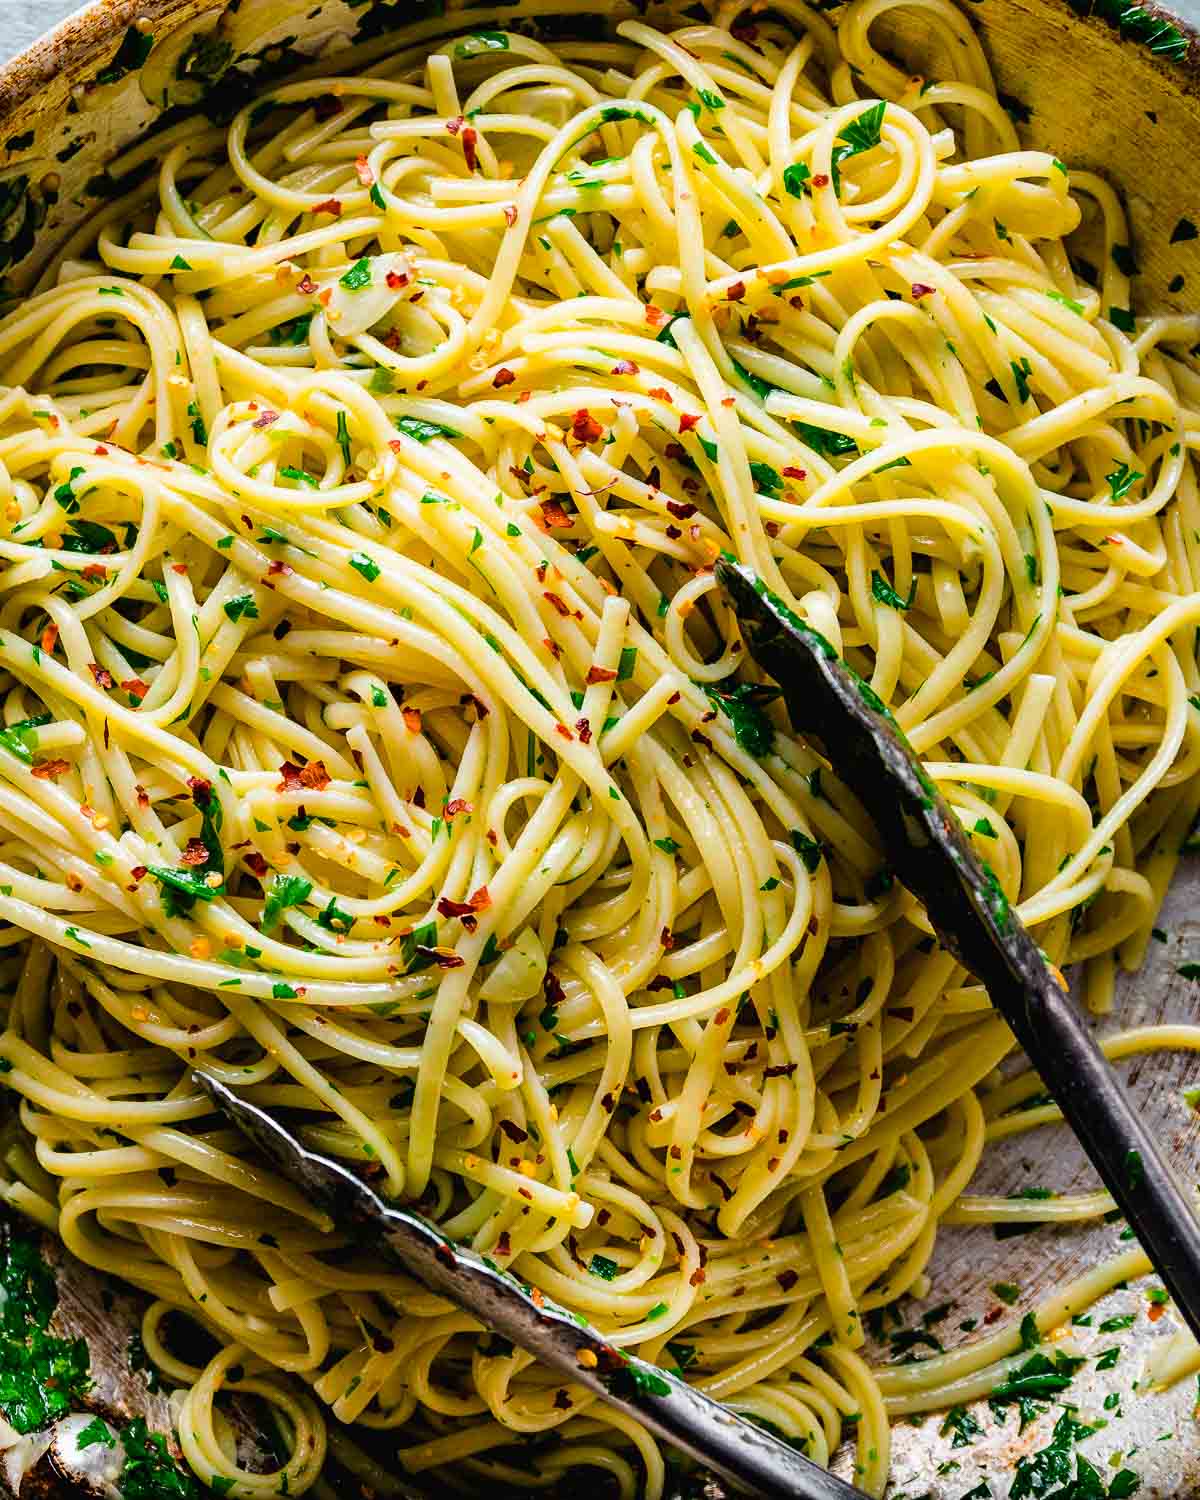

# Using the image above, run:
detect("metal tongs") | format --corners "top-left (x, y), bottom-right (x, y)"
top-left (195, 1070), bottom-right (869, 1500)
top-left (717, 558), bottom-right (1200, 1343)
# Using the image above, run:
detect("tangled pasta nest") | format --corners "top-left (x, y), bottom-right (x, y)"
top-left (0, 0), bottom-right (1196, 1494)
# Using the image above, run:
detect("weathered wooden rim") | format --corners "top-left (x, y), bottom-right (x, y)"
top-left (2, 0), bottom-right (1200, 122)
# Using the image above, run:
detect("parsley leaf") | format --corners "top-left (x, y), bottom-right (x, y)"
top-left (340, 257), bottom-right (372, 290)
top-left (261, 873), bottom-right (313, 932)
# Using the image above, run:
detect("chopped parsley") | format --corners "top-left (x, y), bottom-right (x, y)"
top-left (702, 681), bottom-right (778, 758)
top-left (871, 569), bottom-right (916, 611)
top-left (340, 258), bottom-right (373, 290)
top-left (261, 873), bottom-right (313, 931)
top-left (395, 416), bottom-right (462, 442)
top-left (349, 551), bottom-right (381, 583)
top-left (223, 594), bottom-right (258, 623)
top-left (0, 1234), bottom-right (93, 1432)
top-left (1105, 461), bottom-right (1143, 502)
top-left (119, 1416), bottom-right (200, 1498)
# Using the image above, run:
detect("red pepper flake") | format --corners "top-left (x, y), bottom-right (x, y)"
top-left (726, 279), bottom-right (746, 301)
top-left (689, 1268), bottom-right (706, 1286)
top-left (81, 564), bottom-right (108, 582)
top-left (660, 926), bottom-right (675, 950)
top-left (87, 662), bottom-right (114, 689)
top-left (648, 386), bottom-right (672, 403)
top-left (575, 717), bottom-right (592, 744)
top-left (40, 622), bottom-right (58, 655)
top-left (811, 173), bottom-right (829, 188)
top-left (438, 895), bottom-right (476, 919)
top-left (129, 865), bottom-right (148, 881)
top-left (679, 413), bottom-right (702, 433)
top-left (297, 274), bottom-right (317, 295)
top-left (666, 499), bottom-right (697, 519)
top-left (503, 204), bottom-right (518, 227)
top-left (601, 1091), bottom-right (616, 1112)
top-left (543, 591), bottom-right (571, 617)
top-left (776, 1268), bottom-right (799, 1292)
top-left (276, 759), bottom-right (331, 792)
top-left (611, 359), bottom-right (639, 376)
top-left (402, 706), bottom-right (422, 734)
top-left (445, 798), bottom-right (473, 818)
top-left (492, 367), bottom-right (516, 388)
top-left (253, 410), bottom-right (279, 429)
top-left (496, 1230), bottom-right (512, 1256)
top-left (763, 1062), bottom-right (798, 1079)
top-left (691, 729), bottom-right (713, 750)
top-left (543, 637), bottom-right (562, 659)
top-left (385, 269), bottom-right (411, 290)
top-left (122, 678), bottom-right (149, 701)
top-left (354, 154), bottom-right (374, 186)
top-left (31, 759), bottom-right (69, 780)
top-left (446, 115), bottom-right (464, 136)
top-left (1149, 1302), bottom-right (1166, 1322)
top-left (554, 722), bottom-right (574, 740)
top-left (910, 282), bottom-right (936, 299)
top-left (571, 409), bottom-right (604, 444)
top-left (462, 127), bottom-right (479, 173)
top-left (415, 945), bottom-right (465, 969)
top-left (644, 305), bottom-right (668, 329)
top-left (665, 524), bottom-right (682, 540)
top-left (765, 521), bottom-right (780, 539)
top-left (388, 439), bottom-right (403, 454)
top-left (134, 785), bottom-right (149, 808)
top-left (180, 838), bottom-right (210, 867)
top-left (539, 498), bottom-right (572, 530)
top-left (667, 691), bottom-right (681, 704)
top-left (783, 465), bottom-right (806, 479)
top-left (244, 852), bottom-right (269, 877)
top-left (311, 198), bottom-right (342, 217)
top-left (586, 665), bottom-right (617, 684)
top-left (498, 1119), bottom-right (528, 1144)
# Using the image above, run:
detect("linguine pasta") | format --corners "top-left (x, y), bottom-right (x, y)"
top-left (0, 0), bottom-right (1198, 1493)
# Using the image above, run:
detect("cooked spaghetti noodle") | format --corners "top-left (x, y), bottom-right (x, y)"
top-left (0, 0), bottom-right (1197, 1493)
